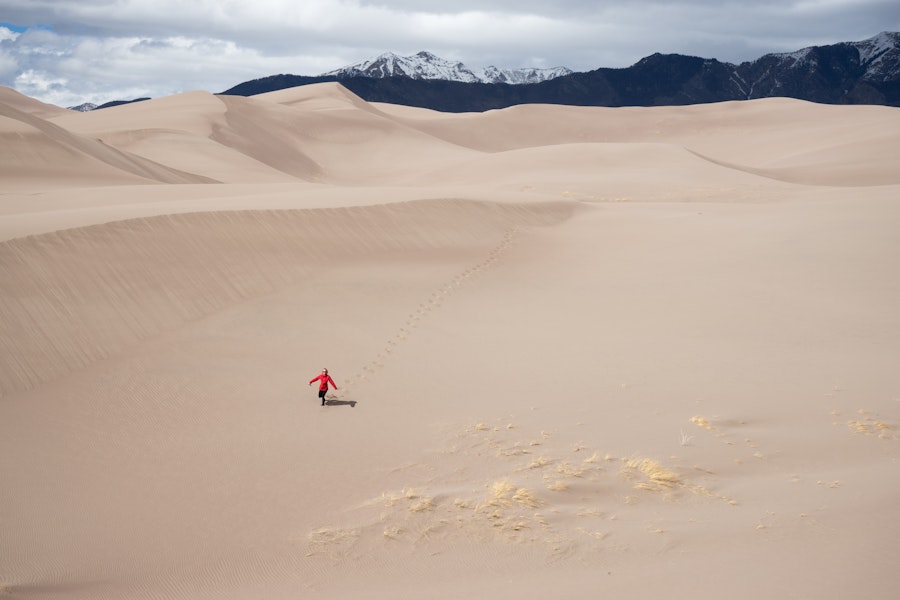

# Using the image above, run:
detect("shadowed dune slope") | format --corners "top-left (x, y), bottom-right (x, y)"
top-left (375, 97), bottom-right (900, 186)
top-left (0, 98), bottom-right (217, 189)
top-left (254, 80), bottom-right (390, 114)
top-left (0, 199), bottom-right (574, 398)
top-left (212, 92), bottom-right (478, 184)
top-left (0, 86), bottom-right (70, 119)
top-left (6, 84), bottom-right (898, 191)
top-left (48, 86), bottom-right (479, 185)
top-left (49, 91), bottom-right (304, 184)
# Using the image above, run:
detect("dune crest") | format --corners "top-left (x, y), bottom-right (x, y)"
top-left (0, 85), bottom-right (70, 119)
top-left (0, 98), bottom-right (218, 189)
top-left (4, 84), bottom-right (899, 197)
top-left (0, 199), bottom-right (573, 398)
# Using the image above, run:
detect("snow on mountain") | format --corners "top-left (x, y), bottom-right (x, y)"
top-left (761, 32), bottom-right (899, 79)
top-left (67, 102), bottom-right (98, 112)
top-left (322, 51), bottom-right (479, 82)
top-left (855, 31), bottom-right (898, 65)
top-left (477, 65), bottom-right (574, 85)
top-left (853, 31), bottom-right (900, 81)
top-left (321, 51), bottom-right (572, 84)
top-left (769, 47), bottom-right (814, 64)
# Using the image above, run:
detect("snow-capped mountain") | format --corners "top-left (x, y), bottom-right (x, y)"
top-left (725, 31), bottom-right (900, 102)
top-left (853, 31), bottom-right (900, 80)
top-left (760, 31), bottom-right (899, 80)
top-left (67, 102), bottom-right (98, 112)
top-left (478, 65), bottom-right (574, 85)
top-left (320, 51), bottom-right (572, 84)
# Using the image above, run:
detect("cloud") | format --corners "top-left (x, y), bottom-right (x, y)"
top-left (4, 32), bottom-right (316, 107)
top-left (1, 0), bottom-right (898, 107)
top-left (0, 26), bottom-right (21, 42)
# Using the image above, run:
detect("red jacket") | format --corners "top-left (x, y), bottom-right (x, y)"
top-left (309, 373), bottom-right (337, 391)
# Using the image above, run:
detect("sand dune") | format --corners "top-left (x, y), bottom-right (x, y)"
top-left (0, 199), bottom-right (572, 398)
top-left (0, 98), bottom-right (216, 190)
top-left (377, 97), bottom-right (900, 186)
top-left (1, 83), bottom-right (899, 599)
top-left (49, 85), bottom-right (479, 185)
top-left (7, 84), bottom-right (898, 194)
top-left (0, 86), bottom-right (70, 120)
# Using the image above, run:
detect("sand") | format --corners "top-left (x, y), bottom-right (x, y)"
top-left (1, 82), bottom-right (899, 599)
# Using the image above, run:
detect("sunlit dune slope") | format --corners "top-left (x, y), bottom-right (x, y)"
top-left (4, 83), bottom-right (898, 194)
top-left (0, 96), bottom-right (216, 189)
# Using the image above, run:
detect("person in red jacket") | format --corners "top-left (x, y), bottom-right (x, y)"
top-left (309, 368), bottom-right (338, 406)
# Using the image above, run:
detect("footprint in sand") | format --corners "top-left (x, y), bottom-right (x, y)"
top-left (340, 227), bottom-right (522, 394)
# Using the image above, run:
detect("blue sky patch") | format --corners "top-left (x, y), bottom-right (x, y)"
top-left (0, 23), bottom-right (54, 33)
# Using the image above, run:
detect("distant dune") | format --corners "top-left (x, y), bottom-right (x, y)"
top-left (1, 83), bottom-right (898, 599)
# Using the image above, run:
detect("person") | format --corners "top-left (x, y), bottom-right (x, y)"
top-left (309, 368), bottom-right (338, 406)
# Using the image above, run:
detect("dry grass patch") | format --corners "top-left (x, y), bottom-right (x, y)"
top-left (484, 479), bottom-right (517, 507)
top-left (306, 526), bottom-right (360, 556)
top-left (410, 497), bottom-right (435, 512)
top-left (847, 411), bottom-right (893, 438)
top-left (555, 462), bottom-right (585, 478)
top-left (378, 487), bottom-right (437, 512)
top-left (583, 452), bottom-right (601, 464)
top-left (619, 458), bottom-right (736, 504)
top-left (691, 416), bottom-right (714, 430)
top-left (528, 455), bottom-right (553, 469)
top-left (512, 487), bottom-right (541, 509)
top-left (622, 458), bottom-right (682, 491)
top-left (483, 479), bottom-right (542, 509)
top-left (381, 487), bottom-right (417, 506)
top-left (308, 527), bottom-right (359, 544)
top-left (497, 443), bottom-right (531, 457)
top-left (546, 480), bottom-right (569, 491)
top-left (454, 498), bottom-right (473, 510)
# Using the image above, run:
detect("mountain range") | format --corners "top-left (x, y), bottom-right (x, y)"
top-left (320, 50), bottom-right (572, 85)
top-left (75, 32), bottom-right (900, 111)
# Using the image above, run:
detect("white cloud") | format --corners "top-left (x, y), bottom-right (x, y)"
top-left (6, 32), bottom-right (326, 107)
top-left (0, 27), bottom-right (22, 81)
top-left (0, 26), bottom-right (21, 42)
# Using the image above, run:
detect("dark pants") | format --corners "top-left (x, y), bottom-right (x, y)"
top-left (319, 389), bottom-right (327, 404)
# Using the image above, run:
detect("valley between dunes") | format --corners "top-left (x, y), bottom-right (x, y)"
top-left (1, 83), bottom-right (899, 599)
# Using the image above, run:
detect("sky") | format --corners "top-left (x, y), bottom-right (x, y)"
top-left (1, 0), bottom-right (898, 108)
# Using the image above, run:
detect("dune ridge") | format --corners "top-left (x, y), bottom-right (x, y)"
top-left (0, 98), bottom-right (217, 189)
top-left (0, 199), bottom-right (573, 398)
top-left (1, 83), bottom-right (898, 599)
top-left (2, 84), bottom-right (895, 199)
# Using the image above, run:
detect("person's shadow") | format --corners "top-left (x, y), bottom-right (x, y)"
top-left (324, 396), bottom-right (357, 407)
